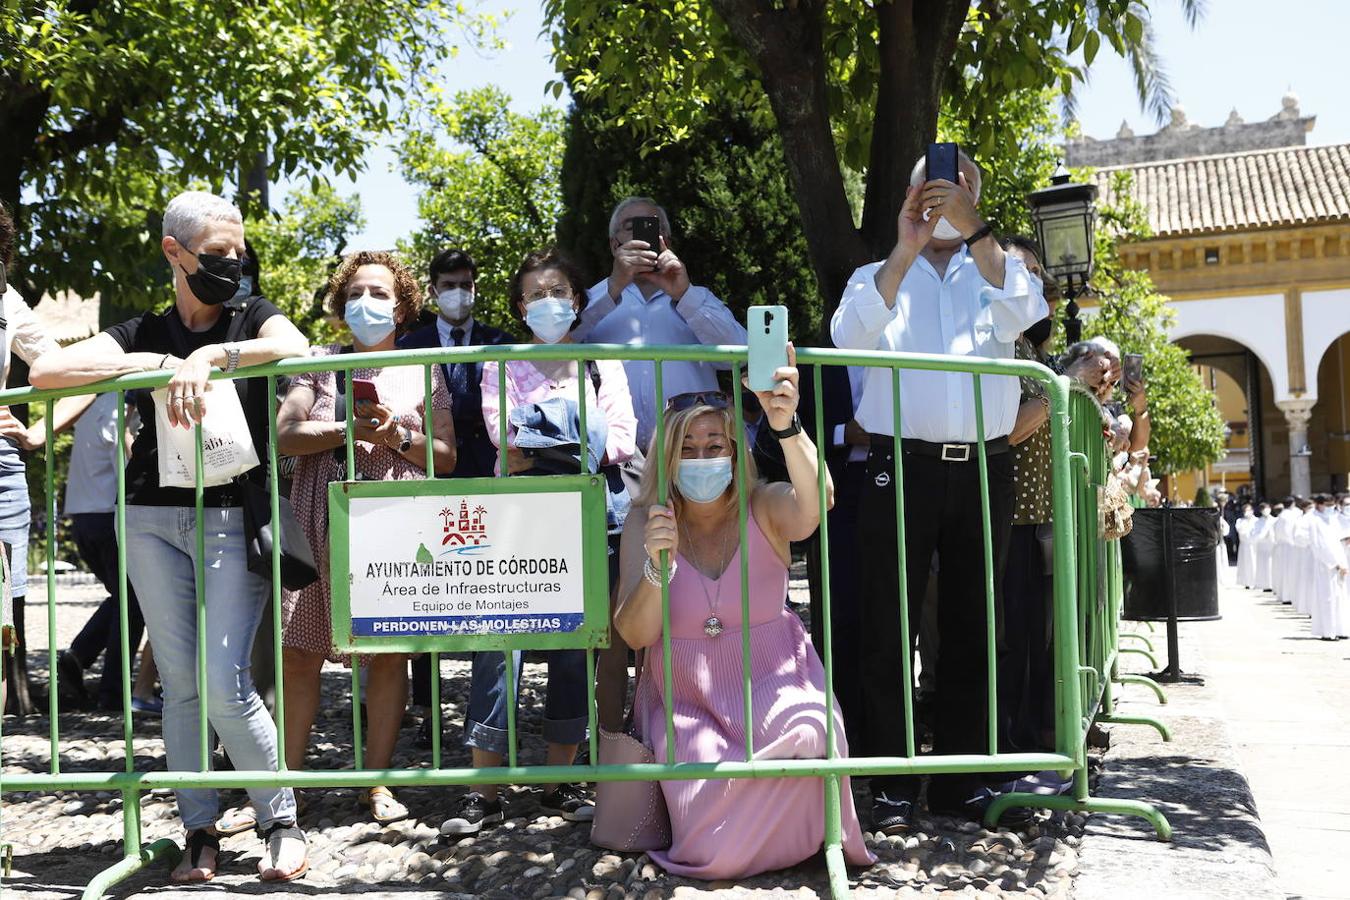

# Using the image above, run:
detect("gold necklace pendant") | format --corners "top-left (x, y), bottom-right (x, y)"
top-left (703, 615), bottom-right (724, 637)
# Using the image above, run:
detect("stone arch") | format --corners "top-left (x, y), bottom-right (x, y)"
top-left (1166, 295), bottom-right (1294, 402)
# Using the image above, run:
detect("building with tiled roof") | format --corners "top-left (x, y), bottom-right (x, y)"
top-left (1070, 95), bottom-right (1350, 499)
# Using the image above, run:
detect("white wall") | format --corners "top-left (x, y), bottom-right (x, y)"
top-left (1301, 287), bottom-right (1350, 392)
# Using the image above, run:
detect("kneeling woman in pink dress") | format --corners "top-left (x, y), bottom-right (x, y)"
top-left (612, 346), bottom-right (874, 880)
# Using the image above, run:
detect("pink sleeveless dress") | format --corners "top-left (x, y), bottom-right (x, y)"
top-left (634, 506), bottom-right (875, 879)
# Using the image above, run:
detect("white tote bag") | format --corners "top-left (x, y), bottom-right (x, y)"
top-left (153, 384), bottom-right (261, 488)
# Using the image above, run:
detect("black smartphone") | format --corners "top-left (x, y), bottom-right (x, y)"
top-left (1123, 353), bottom-right (1144, 385)
top-left (630, 215), bottom-right (662, 260)
top-left (925, 141), bottom-right (960, 186)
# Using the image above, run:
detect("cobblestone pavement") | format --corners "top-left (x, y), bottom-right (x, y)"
top-left (2, 581), bottom-right (1090, 898)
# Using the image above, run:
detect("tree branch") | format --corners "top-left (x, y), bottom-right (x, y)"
top-left (35, 107), bottom-right (129, 167)
top-left (709, 0), bottom-right (867, 320)
top-left (859, 0), bottom-right (970, 257)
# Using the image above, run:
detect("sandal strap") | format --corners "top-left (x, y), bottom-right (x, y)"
top-left (185, 830), bottom-right (220, 868)
top-left (260, 820), bottom-right (298, 840)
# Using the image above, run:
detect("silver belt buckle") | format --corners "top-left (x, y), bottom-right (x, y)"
top-left (941, 443), bottom-right (971, 462)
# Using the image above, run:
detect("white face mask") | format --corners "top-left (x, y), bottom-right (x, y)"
top-left (437, 287), bottom-right (474, 323)
top-left (931, 216), bottom-right (963, 241)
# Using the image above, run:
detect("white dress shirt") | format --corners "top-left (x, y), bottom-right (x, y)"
top-left (577, 280), bottom-right (748, 449)
top-left (436, 315), bottom-right (475, 347)
top-left (832, 365), bottom-right (869, 463)
top-left (830, 249), bottom-right (1046, 442)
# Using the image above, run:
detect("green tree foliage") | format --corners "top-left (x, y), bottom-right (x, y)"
top-left (397, 87), bottom-right (565, 332)
top-left (544, 0), bottom-right (1197, 312)
top-left (247, 183), bottom-right (363, 342)
top-left (1082, 172), bottom-right (1225, 475)
top-left (1, 0), bottom-right (497, 308)
top-left (557, 102), bottom-right (819, 340)
top-left (556, 86), bottom-right (1060, 343)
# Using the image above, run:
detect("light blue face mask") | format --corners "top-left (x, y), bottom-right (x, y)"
top-left (676, 456), bottom-right (734, 504)
top-left (524, 298), bottom-right (577, 344)
top-left (344, 292), bottom-right (397, 346)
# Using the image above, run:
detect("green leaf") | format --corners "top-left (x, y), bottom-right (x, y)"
top-left (1084, 29), bottom-right (1101, 65)
top-left (1067, 20), bottom-right (1087, 53)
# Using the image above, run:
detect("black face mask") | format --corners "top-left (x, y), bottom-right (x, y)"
top-left (179, 251), bottom-right (242, 305)
top-left (1024, 316), bottom-right (1054, 347)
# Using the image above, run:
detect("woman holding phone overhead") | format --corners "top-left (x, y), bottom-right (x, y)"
top-left (610, 344), bottom-right (874, 880)
top-left (275, 251), bottom-right (456, 825)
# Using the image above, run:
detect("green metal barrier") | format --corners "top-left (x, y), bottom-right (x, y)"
top-left (0, 343), bottom-right (1172, 899)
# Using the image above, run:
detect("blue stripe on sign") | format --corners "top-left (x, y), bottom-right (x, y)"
top-left (352, 613), bottom-right (585, 636)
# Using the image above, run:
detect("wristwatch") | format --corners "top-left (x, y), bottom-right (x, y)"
top-left (397, 426), bottom-right (413, 454)
top-left (769, 414), bottom-right (803, 440)
top-left (223, 344), bottom-right (241, 374)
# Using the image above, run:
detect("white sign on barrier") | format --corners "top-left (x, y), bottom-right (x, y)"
top-left (344, 490), bottom-right (586, 638)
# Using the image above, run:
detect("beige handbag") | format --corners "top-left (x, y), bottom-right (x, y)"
top-left (590, 658), bottom-right (672, 851)
top-left (1099, 473), bottom-right (1135, 541)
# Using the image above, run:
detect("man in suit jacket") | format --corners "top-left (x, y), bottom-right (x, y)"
top-left (399, 249), bottom-right (516, 746)
top-left (796, 362), bottom-right (869, 742)
top-left (398, 248), bottom-right (516, 478)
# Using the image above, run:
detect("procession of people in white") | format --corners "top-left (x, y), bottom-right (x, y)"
top-left (1231, 494), bottom-right (1350, 640)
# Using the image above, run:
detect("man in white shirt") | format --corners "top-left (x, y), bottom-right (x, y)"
top-left (831, 151), bottom-right (1047, 831)
top-left (574, 196), bottom-right (747, 453)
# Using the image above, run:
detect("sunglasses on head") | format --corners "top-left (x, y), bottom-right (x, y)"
top-left (665, 391), bottom-right (731, 413)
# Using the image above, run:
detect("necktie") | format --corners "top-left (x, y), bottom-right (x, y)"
top-left (448, 327), bottom-right (470, 404)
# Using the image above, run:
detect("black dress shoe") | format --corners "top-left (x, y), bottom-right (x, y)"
top-left (57, 651), bottom-right (88, 707)
top-left (930, 784), bottom-right (1037, 829)
top-left (872, 792), bottom-right (917, 835)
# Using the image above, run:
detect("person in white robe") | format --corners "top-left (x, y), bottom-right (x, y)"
top-left (1251, 503), bottom-right (1277, 591)
top-left (1217, 515), bottom-right (1234, 586)
top-left (1309, 502), bottom-right (1349, 640)
top-left (1235, 502), bottom-right (1258, 587)
top-left (1271, 499), bottom-right (1302, 603)
top-left (1290, 499), bottom-right (1318, 615)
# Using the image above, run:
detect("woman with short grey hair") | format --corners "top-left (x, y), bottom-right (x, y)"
top-left (31, 190), bottom-right (311, 883)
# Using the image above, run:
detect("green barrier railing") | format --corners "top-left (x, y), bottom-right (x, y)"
top-left (0, 344), bottom-right (1172, 899)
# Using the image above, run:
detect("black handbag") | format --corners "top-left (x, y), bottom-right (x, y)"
top-left (240, 476), bottom-right (319, 591)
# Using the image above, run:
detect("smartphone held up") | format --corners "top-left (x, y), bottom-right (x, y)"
top-left (747, 305), bottom-right (789, 393)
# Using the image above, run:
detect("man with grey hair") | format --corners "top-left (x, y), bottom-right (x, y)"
top-left (574, 196), bottom-right (746, 453)
top-left (831, 151), bottom-right (1047, 832)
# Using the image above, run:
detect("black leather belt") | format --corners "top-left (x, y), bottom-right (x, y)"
top-left (868, 433), bottom-right (1010, 461)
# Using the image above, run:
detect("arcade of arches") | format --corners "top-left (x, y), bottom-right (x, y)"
top-left (1085, 106), bottom-right (1350, 501)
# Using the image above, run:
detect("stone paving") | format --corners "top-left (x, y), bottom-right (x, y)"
top-left (1, 580), bottom-right (1096, 898)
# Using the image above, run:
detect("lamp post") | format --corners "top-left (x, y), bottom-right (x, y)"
top-left (1027, 164), bottom-right (1098, 344)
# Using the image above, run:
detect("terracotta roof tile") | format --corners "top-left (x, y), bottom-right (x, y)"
top-left (1093, 144), bottom-right (1350, 238)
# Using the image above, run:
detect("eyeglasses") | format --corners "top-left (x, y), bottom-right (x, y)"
top-left (523, 285), bottom-right (574, 304)
top-left (665, 391), bottom-right (731, 412)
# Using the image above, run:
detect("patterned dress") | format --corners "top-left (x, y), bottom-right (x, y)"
top-left (281, 344), bottom-right (452, 662)
top-left (1012, 337), bottom-right (1053, 526)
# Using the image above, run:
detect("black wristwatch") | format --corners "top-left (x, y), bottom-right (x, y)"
top-left (397, 426), bottom-right (413, 454)
top-left (769, 414), bottom-right (803, 440)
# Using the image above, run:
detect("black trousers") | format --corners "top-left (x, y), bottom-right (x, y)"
top-left (859, 442), bottom-right (1014, 805)
top-left (806, 460), bottom-right (868, 742)
top-left (67, 513), bottom-right (145, 706)
top-left (998, 523), bottom-right (1055, 754)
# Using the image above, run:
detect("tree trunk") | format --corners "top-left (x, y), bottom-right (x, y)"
top-left (858, 1), bottom-right (970, 259)
top-left (710, 0), bottom-right (869, 333)
top-left (0, 81), bottom-right (51, 307)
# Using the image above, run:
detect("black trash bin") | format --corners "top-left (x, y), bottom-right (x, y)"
top-left (1121, 506), bottom-right (1222, 622)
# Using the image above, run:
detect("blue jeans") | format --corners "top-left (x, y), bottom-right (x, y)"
top-left (464, 650), bottom-right (588, 756)
top-left (124, 505), bottom-right (296, 831)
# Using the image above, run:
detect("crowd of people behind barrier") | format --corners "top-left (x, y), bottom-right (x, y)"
top-left (0, 159), bottom-right (1307, 886)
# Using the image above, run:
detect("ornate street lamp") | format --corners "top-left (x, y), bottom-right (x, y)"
top-left (1027, 164), bottom-right (1098, 344)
